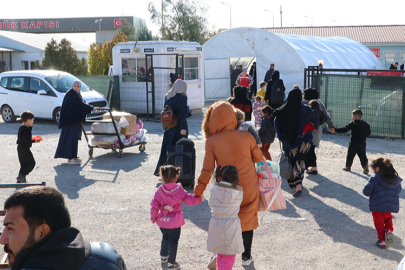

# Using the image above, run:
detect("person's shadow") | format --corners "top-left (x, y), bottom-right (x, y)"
top-left (294, 193), bottom-right (405, 261)
top-left (54, 151), bottom-right (148, 199)
top-left (306, 174), bottom-right (370, 213)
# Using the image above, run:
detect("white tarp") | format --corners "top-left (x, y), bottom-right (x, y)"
top-left (205, 59), bottom-right (231, 99)
top-left (203, 27), bottom-right (383, 99)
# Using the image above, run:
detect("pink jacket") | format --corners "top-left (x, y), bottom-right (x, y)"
top-left (151, 183), bottom-right (202, 229)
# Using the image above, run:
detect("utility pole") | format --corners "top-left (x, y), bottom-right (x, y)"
top-left (280, 6), bottom-right (283, 27)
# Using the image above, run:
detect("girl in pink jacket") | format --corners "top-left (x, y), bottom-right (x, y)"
top-left (151, 165), bottom-right (203, 269)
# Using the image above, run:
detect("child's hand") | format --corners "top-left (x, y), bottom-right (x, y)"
top-left (200, 195), bottom-right (205, 202)
top-left (330, 128), bottom-right (335, 134)
top-left (35, 139), bottom-right (41, 143)
top-left (257, 143), bottom-right (262, 148)
top-left (151, 220), bottom-right (155, 224)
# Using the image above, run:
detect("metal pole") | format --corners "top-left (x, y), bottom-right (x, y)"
top-left (280, 6), bottom-right (282, 27)
top-left (230, 5), bottom-right (232, 28)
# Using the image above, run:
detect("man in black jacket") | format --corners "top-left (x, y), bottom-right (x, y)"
top-left (264, 63), bottom-right (275, 83)
top-left (389, 62), bottom-right (398, 70)
top-left (0, 186), bottom-right (126, 270)
top-left (249, 62), bottom-right (257, 99)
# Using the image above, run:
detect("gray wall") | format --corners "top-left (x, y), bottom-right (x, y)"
top-left (365, 43), bottom-right (405, 69)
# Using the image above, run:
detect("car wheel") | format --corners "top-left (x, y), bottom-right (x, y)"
top-left (1, 105), bottom-right (16, 123)
top-left (53, 107), bottom-right (61, 124)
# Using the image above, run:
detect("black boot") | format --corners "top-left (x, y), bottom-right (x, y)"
top-left (16, 173), bottom-right (26, 183)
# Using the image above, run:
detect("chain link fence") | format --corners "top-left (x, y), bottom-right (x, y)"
top-left (314, 74), bottom-right (405, 138)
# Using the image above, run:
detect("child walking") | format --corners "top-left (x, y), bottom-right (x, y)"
top-left (150, 165), bottom-right (203, 269)
top-left (252, 96), bottom-right (267, 126)
top-left (363, 158), bottom-right (402, 249)
top-left (256, 81), bottom-right (267, 102)
top-left (207, 165), bottom-right (244, 270)
top-left (235, 108), bottom-right (262, 148)
top-left (16, 110), bottom-right (41, 183)
top-left (332, 109), bottom-right (371, 174)
top-left (258, 106), bottom-right (275, 161)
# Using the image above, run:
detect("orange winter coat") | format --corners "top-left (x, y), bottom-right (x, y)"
top-left (194, 101), bottom-right (263, 232)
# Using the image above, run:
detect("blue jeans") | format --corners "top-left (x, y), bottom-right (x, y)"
top-left (160, 227), bottom-right (181, 264)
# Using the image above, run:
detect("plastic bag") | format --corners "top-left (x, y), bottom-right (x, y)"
top-left (256, 160), bottom-right (280, 175)
top-left (32, 135), bottom-right (43, 141)
top-left (89, 134), bottom-right (125, 146)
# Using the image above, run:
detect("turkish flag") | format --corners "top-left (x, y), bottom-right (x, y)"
top-left (114, 19), bottom-right (122, 28)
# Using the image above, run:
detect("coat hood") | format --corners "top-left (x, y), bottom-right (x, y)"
top-left (213, 182), bottom-right (243, 204)
top-left (374, 172), bottom-right (402, 189)
top-left (233, 86), bottom-right (248, 99)
top-left (12, 227), bottom-right (90, 270)
top-left (202, 101), bottom-right (237, 138)
top-left (304, 88), bottom-right (319, 100)
top-left (157, 183), bottom-right (184, 204)
top-left (271, 70), bottom-right (280, 81)
top-left (207, 102), bottom-right (237, 137)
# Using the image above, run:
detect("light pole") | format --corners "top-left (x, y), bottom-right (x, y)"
top-left (264, 10), bottom-right (274, 28)
top-left (304, 15), bottom-right (313, 26)
top-left (95, 19), bottom-right (102, 33)
top-left (221, 2), bottom-right (231, 29)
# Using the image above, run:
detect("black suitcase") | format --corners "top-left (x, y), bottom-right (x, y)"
top-left (166, 143), bottom-right (196, 188)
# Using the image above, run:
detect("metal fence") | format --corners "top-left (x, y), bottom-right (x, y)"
top-left (306, 67), bottom-right (405, 138)
top-left (75, 75), bottom-right (121, 111)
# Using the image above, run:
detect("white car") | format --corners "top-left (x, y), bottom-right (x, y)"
top-left (0, 70), bottom-right (108, 123)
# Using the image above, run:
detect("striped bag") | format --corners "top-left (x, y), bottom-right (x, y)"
top-left (257, 157), bottom-right (286, 212)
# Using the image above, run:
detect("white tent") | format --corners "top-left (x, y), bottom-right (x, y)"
top-left (203, 27), bottom-right (383, 100)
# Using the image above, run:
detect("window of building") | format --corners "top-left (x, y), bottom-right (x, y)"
top-left (184, 57), bottom-right (198, 80)
top-left (384, 52), bottom-right (396, 69)
top-left (21, 61), bottom-right (29, 70)
top-left (122, 58), bottom-right (151, 82)
top-left (30, 61), bottom-right (35, 70)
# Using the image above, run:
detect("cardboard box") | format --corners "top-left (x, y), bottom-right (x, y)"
top-left (103, 112), bottom-right (137, 136)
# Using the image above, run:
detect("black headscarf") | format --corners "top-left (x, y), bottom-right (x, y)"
top-left (303, 88), bottom-right (319, 100)
top-left (271, 70), bottom-right (280, 81)
top-left (275, 87), bottom-right (303, 143)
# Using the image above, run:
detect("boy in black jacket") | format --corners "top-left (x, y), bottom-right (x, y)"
top-left (331, 109), bottom-right (371, 174)
top-left (16, 111), bottom-right (40, 183)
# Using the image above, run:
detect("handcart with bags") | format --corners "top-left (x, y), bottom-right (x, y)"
top-left (82, 107), bottom-right (148, 158)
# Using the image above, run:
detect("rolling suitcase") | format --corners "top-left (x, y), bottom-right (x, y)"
top-left (166, 140), bottom-right (196, 188)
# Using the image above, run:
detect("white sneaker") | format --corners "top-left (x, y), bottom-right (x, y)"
top-left (207, 253), bottom-right (217, 270)
top-left (161, 256), bottom-right (168, 263)
top-left (242, 256), bottom-right (253, 266)
top-left (67, 159), bottom-right (81, 165)
top-left (167, 262), bottom-right (180, 269)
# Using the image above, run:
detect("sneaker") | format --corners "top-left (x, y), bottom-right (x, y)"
top-left (207, 253), bottom-right (217, 270)
top-left (16, 173), bottom-right (26, 183)
top-left (342, 167), bottom-right (351, 172)
top-left (242, 256), bottom-right (253, 266)
top-left (375, 240), bottom-right (387, 249)
top-left (386, 231), bottom-right (395, 245)
top-left (363, 166), bottom-right (369, 174)
top-left (67, 159), bottom-right (81, 165)
top-left (167, 262), bottom-right (180, 269)
top-left (161, 256), bottom-right (168, 263)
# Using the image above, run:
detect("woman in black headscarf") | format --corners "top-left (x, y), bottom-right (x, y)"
top-left (274, 86), bottom-right (319, 197)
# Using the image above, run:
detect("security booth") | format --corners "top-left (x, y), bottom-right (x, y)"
top-left (112, 41), bottom-right (204, 118)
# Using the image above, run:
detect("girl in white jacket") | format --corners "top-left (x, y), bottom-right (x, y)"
top-left (207, 165), bottom-right (244, 270)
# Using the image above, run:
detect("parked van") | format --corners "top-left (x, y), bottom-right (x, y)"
top-left (0, 70), bottom-right (108, 123)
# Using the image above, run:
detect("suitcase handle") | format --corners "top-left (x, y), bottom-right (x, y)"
top-left (166, 152), bottom-right (193, 160)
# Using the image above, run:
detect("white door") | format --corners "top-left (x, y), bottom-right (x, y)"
top-left (204, 59), bottom-right (231, 100)
top-left (7, 77), bottom-right (28, 116)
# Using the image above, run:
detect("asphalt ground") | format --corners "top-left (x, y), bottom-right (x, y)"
top-left (0, 104), bottom-right (405, 270)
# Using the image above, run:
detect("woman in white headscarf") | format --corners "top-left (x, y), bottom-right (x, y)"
top-left (154, 79), bottom-right (189, 175)
top-left (54, 80), bottom-right (98, 165)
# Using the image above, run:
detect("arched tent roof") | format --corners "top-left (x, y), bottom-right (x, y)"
top-left (203, 27), bottom-right (382, 99)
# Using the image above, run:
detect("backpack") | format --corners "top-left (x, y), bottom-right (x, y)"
top-left (270, 79), bottom-right (284, 106)
top-left (161, 105), bottom-right (178, 130)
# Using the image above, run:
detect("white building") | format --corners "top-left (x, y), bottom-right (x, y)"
top-left (0, 30), bottom-right (89, 72)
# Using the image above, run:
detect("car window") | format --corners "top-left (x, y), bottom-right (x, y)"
top-left (0, 77), bottom-right (8, 88)
top-left (45, 74), bottom-right (90, 93)
top-left (29, 78), bottom-right (48, 94)
top-left (10, 77), bottom-right (27, 91)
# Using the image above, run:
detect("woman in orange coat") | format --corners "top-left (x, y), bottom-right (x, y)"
top-left (194, 101), bottom-right (263, 266)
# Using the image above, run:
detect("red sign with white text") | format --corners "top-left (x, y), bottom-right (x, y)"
top-left (370, 48), bottom-right (380, 58)
top-left (367, 71), bottom-right (402, 77)
top-left (114, 19), bottom-right (123, 28)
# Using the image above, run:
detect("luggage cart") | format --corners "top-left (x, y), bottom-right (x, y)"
top-left (82, 108), bottom-right (147, 158)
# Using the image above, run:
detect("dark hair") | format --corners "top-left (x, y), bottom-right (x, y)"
top-left (169, 73), bottom-right (177, 84)
top-left (270, 63), bottom-right (275, 67)
top-left (259, 81), bottom-right (267, 88)
top-left (352, 109), bottom-right (363, 118)
top-left (370, 157), bottom-right (398, 185)
top-left (160, 165), bottom-right (180, 184)
top-left (214, 165), bottom-right (239, 187)
top-left (20, 110), bottom-right (34, 122)
top-left (255, 96), bottom-right (262, 101)
top-left (4, 186), bottom-right (71, 232)
top-left (394, 62), bottom-right (398, 65)
top-left (262, 105), bottom-right (274, 116)
top-left (308, 99), bottom-right (320, 110)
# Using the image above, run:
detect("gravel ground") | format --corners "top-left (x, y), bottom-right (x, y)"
top-left (0, 104), bottom-right (404, 270)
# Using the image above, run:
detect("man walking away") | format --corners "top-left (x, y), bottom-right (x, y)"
top-left (249, 62), bottom-right (257, 99)
top-left (264, 70), bottom-right (285, 109)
